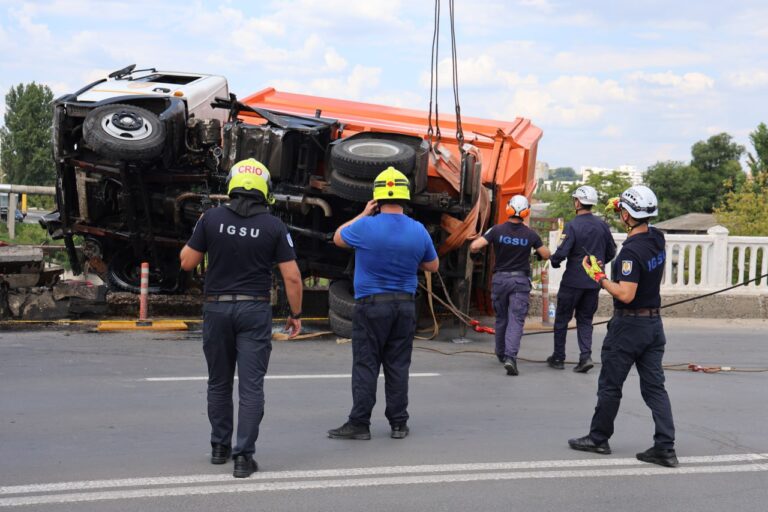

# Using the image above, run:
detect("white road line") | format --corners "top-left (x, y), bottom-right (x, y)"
top-left (2, 454), bottom-right (766, 495)
top-left (2, 463), bottom-right (767, 507)
top-left (144, 372), bottom-right (441, 382)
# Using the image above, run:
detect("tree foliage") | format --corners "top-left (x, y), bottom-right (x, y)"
top-left (713, 175), bottom-right (768, 236)
top-left (645, 161), bottom-right (705, 221)
top-left (545, 171), bottom-right (631, 230)
top-left (746, 122), bottom-right (768, 185)
top-left (0, 82), bottom-right (54, 185)
top-left (549, 167), bottom-right (578, 181)
top-left (645, 133), bottom-right (744, 220)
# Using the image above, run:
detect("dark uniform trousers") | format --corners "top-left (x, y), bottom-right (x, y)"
top-left (491, 273), bottom-right (532, 359)
top-left (589, 315), bottom-right (675, 449)
top-left (553, 285), bottom-right (600, 361)
top-left (349, 299), bottom-right (416, 427)
top-left (202, 301), bottom-right (272, 457)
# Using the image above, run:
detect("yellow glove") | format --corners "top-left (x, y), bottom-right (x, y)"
top-left (582, 255), bottom-right (607, 284)
top-left (605, 197), bottom-right (620, 214)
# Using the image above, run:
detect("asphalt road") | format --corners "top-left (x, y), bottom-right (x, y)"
top-left (1, 318), bottom-right (767, 511)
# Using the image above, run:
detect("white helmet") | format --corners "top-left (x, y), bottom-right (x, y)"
top-left (572, 185), bottom-right (598, 205)
top-left (619, 185), bottom-right (658, 219)
top-left (506, 195), bottom-right (531, 218)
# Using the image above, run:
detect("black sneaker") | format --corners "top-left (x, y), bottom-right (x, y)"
top-left (546, 356), bottom-right (565, 370)
top-left (503, 357), bottom-right (518, 376)
top-left (636, 446), bottom-right (679, 467)
top-left (232, 455), bottom-right (258, 478)
top-left (327, 422), bottom-right (371, 440)
top-left (210, 443), bottom-right (231, 465)
top-left (568, 435), bottom-right (611, 454)
top-left (573, 358), bottom-right (594, 373)
top-left (391, 424), bottom-right (409, 439)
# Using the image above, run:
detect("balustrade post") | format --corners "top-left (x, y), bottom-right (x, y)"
top-left (707, 225), bottom-right (729, 288)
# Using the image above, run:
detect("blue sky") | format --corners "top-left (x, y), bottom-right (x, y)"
top-left (1, 0), bottom-right (767, 172)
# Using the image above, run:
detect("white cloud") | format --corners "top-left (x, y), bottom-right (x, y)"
top-left (726, 70), bottom-right (768, 89)
top-left (518, 0), bottom-right (554, 13)
top-left (628, 71), bottom-right (715, 94)
top-left (600, 125), bottom-right (623, 138)
top-left (306, 65), bottom-right (382, 100)
top-left (553, 49), bottom-right (710, 74)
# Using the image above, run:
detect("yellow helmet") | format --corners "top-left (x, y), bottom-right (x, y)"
top-left (226, 158), bottom-right (274, 204)
top-left (373, 166), bottom-right (410, 201)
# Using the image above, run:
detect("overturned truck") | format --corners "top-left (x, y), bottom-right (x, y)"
top-left (43, 65), bottom-right (542, 334)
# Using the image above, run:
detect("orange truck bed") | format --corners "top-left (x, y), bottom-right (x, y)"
top-left (241, 88), bottom-right (543, 225)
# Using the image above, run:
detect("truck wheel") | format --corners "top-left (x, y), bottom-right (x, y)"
top-left (329, 309), bottom-right (353, 339)
top-left (106, 249), bottom-right (183, 294)
top-left (328, 280), bottom-right (355, 319)
top-left (329, 170), bottom-right (373, 202)
top-left (331, 139), bottom-right (415, 179)
top-left (83, 103), bottom-right (166, 161)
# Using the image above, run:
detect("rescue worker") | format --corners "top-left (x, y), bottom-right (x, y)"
top-left (328, 167), bottom-right (439, 441)
top-left (180, 158), bottom-right (303, 478)
top-left (547, 185), bottom-right (616, 373)
top-left (469, 195), bottom-right (551, 376)
top-left (568, 185), bottom-right (678, 468)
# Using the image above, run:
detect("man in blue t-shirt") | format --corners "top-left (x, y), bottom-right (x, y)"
top-left (327, 167), bottom-right (439, 441)
top-left (180, 159), bottom-right (303, 478)
top-left (470, 195), bottom-right (550, 376)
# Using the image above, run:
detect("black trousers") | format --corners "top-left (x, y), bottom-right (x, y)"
top-left (348, 299), bottom-right (416, 427)
top-left (589, 315), bottom-right (675, 449)
top-left (553, 285), bottom-right (600, 361)
top-left (202, 301), bottom-right (272, 457)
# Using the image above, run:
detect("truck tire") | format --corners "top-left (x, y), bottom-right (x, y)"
top-left (106, 249), bottom-right (183, 294)
top-left (329, 170), bottom-right (373, 202)
top-left (83, 103), bottom-right (166, 161)
top-left (331, 139), bottom-right (415, 179)
top-left (328, 280), bottom-right (355, 319)
top-left (329, 309), bottom-right (353, 339)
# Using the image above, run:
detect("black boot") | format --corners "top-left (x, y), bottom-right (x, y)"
top-left (636, 446), bottom-right (679, 467)
top-left (546, 356), bottom-right (565, 370)
top-left (503, 357), bottom-right (518, 376)
top-left (210, 443), bottom-right (231, 465)
top-left (233, 455), bottom-right (258, 478)
top-left (327, 422), bottom-right (371, 440)
top-left (573, 358), bottom-right (594, 373)
top-left (568, 435), bottom-right (611, 454)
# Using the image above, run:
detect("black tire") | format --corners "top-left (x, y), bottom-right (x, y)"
top-left (328, 280), bottom-right (355, 319)
top-left (106, 249), bottom-right (181, 294)
top-left (83, 103), bottom-right (166, 161)
top-left (329, 309), bottom-right (353, 339)
top-left (329, 170), bottom-right (373, 202)
top-left (331, 138), bottom-right (415, 179)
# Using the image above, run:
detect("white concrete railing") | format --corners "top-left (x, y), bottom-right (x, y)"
top-left (547, 225), bottom-right (768, 295)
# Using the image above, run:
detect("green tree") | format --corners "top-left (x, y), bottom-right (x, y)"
top-left (545, 171), bottom-right (631, 229)
top-left (549, 167), bottom-right (578, 181)
top-left (746, 122), bottom-right (768, 185)
top-left (714, 175), bottom-right (768, 236)
top-left (645, 161), bottom-right (706, 221)
top-left (0, 82), bottom-right (54, 185)
top-left (690, 132), bottom-right (745, 204)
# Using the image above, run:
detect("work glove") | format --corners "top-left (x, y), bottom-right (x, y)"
top-left (582, 255), bottom-right (606, 284)
top-left (605, 197), bottom-right (620, 214)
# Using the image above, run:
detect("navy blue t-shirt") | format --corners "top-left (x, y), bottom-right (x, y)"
top-left (186, 206), bottom-right (296, 296)
top-left (341, 213), bottom-right (438, 299)
top-left (611, 227), bottom-right (666, 309)
top-left (550, 213), bottom-right (617, 289)
top-left (483, 221), bottom-right (543, 274)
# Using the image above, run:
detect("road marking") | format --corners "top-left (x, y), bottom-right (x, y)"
top-left (1, 453), bottom-right (766, 506)
top-left (1, 461), bottom-right (767, 507)
top-left (143, 372), bottom-right (441, 382)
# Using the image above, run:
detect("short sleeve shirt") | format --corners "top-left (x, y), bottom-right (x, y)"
top-left (483, 221), bottom-right (543, 274)
top-left (610, 227), bottom-right (666, 309)
top-left (186, 206), bottom-right (296, 296)
top-left (341, 213), bottom-right (438, 299)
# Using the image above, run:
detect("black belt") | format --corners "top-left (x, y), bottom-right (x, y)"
top-left (356, 292), bottom-right (415, 305)
top-left (614, 308), bottom-right (661, 318)
top-left (205, 294), bottom-right (270, 302)
top-left (495, 271), bottom-right (528, 277)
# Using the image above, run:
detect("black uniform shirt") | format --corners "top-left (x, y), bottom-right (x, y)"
top-left (611, 227), bottom-right (666, 309)
top-left (550, 213), bottom-right (617, 289)
top-left (186, 206), bottom-right (296, 296)
top-left (483, 221), bottom-right (543, 275)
